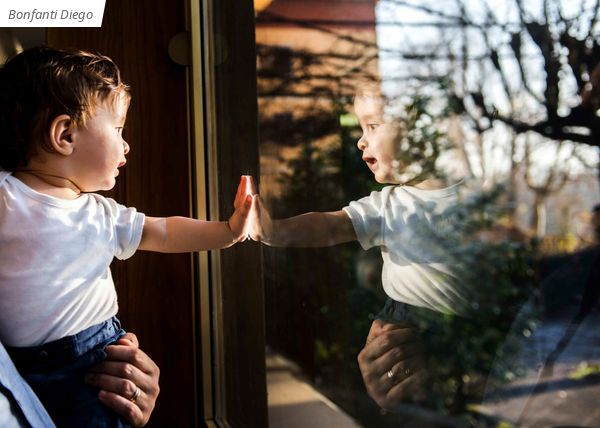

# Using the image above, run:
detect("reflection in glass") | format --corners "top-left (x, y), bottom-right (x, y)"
top-left (255, 1), bottom-right (600, 426)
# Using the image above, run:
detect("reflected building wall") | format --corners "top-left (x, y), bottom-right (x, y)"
top-left (256, 0), bottom-right (379, 201)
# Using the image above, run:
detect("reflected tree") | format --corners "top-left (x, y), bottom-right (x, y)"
top-left (436, 0), bottom-right (600, 234)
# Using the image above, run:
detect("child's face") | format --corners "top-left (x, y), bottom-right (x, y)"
top-left (70, 95), bottom-right (130, 192)
top-left (354, 95), bottom-right (402, 184)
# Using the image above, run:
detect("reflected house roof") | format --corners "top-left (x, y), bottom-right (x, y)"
top-left (257, 0), bottom-right (377, 31)
top-left (255, 0), bottom-right (380, 97)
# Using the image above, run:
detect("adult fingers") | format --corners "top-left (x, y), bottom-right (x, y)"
top-left (86, 361), bottom-right (149, 393)
top-left (86, 372), bottom-right (144, 405)
top-left (97, 389), bottom-right (149, 427)
top-left (380, 355), bottom-right (423, 388)
top-left (103, 342), bottom-right (160, 376)
top-left (384, 370), bottom-right (428, 409)
top-left (365, 319), bottom-right (387, 345)
top-left (360, 326), bottom-right (419, 364)
top-left (118, 332), bottom-right (139, 348)
top-left (87, 346), bottom-right (159, 427)
top-left (364, 340), bottom-right (421, 387)
top-left (86, 364), bottom-right (155, 427)
top-left (365, 319), bottom-right (416, 345)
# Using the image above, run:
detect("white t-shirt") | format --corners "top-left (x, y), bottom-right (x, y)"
top-left (343, 184), bottom-right (472, 315)
top-left (0, 171), bottom-right (145, 347)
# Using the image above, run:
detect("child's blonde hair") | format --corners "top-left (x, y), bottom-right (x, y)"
top-left (354, 80), bottom-right (386, 103)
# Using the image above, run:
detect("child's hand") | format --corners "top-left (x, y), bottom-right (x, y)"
top-left (248, 194), bottom-right (274, 244)
top-left (228, 176), bottom-right (255, 242)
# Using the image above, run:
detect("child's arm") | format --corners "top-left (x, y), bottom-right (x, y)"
top-left (249, 195), bottom-right (356, 247)
top-left (138, 177), bottom-right (253, 253)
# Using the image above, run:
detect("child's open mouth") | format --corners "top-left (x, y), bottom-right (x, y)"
top-left (363, 157), bottom-right (377, 169)
top-left (116, 161), bottom-right (126, 175)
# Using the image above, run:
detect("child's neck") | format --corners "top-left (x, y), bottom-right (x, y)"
top-left (14, 169), bottom-right (82, 200)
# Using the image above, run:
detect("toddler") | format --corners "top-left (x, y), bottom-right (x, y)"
top-left (0, 46), bottom-right (252, 427)
top-left (250, 87), bottom-right (474, 318)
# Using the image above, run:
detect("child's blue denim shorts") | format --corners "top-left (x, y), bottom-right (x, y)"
top-left (7, 316), bottom-right (130, 428)
top-left (377, 298), bottom-right (411, 323)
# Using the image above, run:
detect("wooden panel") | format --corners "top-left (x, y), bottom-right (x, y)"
top-left (48, 1), bottom-right (198, 426)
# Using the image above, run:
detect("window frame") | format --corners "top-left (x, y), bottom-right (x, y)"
top-left (192, 0), bottom-right (268, 426)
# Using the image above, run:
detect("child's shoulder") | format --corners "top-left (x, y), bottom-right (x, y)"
top-left (399, 179), bottom-right (465, 199)
top-left (0, 169), bottom-right (10, 187)
top-left (87, 192), bottom-right (127, 211)
top-left (86, 193), bottom-right (143, 220)
top-left (350, 185), bottom-right (396, 205)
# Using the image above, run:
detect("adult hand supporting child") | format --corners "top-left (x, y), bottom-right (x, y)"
top-left (357, 319), bottom-right (426, 411)
top-left (85, 333), bottom-right (160, 427)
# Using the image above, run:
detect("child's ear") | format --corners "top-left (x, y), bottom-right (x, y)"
top-left (48, 114), bottom-right (75, 155)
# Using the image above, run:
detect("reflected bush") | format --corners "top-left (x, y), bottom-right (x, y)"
top-left (403, 187), bottom-right (536, 414)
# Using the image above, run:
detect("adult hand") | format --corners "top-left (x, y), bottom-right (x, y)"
top-left (85, 333), bottom-right (160, 427)
top-left (357, 319), bottom-right (426, 411)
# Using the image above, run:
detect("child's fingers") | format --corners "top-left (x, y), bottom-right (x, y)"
top-left (236, 194), bottom-right (252, 217)
top-left (248, 196), bottom-right (262, 240)
top-left (245, 195), bottom-right (253, 217)
top-left (247, 176), bottom-right (257, 195)
top-left (254, 195), bottom-right (265, 214)
top-left (228, 195), bottom-right (254, 243)
top-left (234, 177), bottom-right (245, 209)
top-left (258, 197), bottom-right (274, 226)
top-left (251, 194), bottom-right (260, 212)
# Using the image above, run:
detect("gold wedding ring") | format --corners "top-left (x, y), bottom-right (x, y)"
top-left (129, 386), bottom-right (141, 403)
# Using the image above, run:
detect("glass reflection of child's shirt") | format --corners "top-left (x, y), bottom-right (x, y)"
top-left (344, 181), bottom-right (473, 316)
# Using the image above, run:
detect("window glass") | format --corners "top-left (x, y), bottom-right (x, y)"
top-left (255, 1), bottom-right (600, 426)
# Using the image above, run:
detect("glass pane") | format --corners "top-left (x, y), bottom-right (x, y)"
top-left (255, 1), bottom-right (600, 426)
